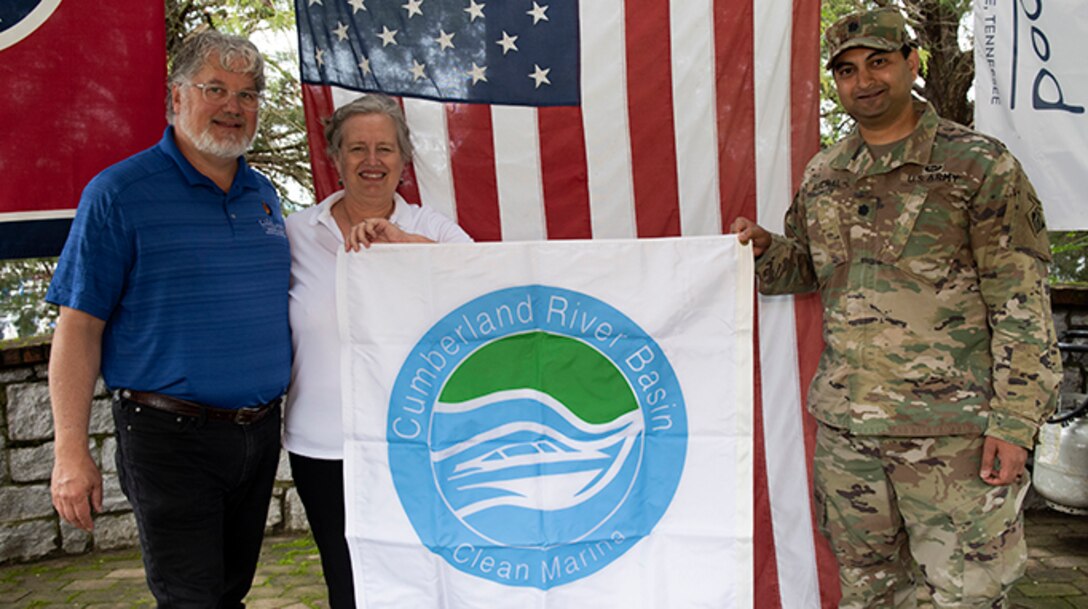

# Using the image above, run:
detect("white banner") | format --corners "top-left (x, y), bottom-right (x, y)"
top-left (974, 0), bottom-right (1088, 230)
top-left (337, 237), bottom-right (754, 608)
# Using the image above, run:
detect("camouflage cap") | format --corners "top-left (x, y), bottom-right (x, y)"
top-left (825, 8), bottom-right (913, 68)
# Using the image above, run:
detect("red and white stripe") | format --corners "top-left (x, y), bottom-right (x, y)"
top-left (302, 0), bottom-right (837, 605)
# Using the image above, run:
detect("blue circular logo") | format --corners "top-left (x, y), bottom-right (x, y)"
top-left (387, 285), bottom-right (687, 589)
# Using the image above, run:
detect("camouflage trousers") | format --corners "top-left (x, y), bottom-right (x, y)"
top-left (814, 424), bottom-right (1029, 609)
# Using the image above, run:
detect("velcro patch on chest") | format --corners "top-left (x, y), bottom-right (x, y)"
top-left (907, 164), bottom-right (961, 185)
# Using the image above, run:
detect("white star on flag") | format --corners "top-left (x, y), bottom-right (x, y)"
top-left (496, 31), bottom-right (518, 55)
top-left (527, 2), bottom-right (548, 24)
top-left (464, 0), bottom-right (485, 22)
top-left (528, 63), bottom-right (550, 88)
top-left (347, 0), bottom-right (366, 13)
top-left (308, 0), bottom-right (322, 5)
top-left (435, 29), bottom-right (455, 51)
top-left (333, 21), bottom-right (350, 41)
top-left (466, 62), bottom-right (487, 84)
top-left (402, 0), bottom-right (423, 19)
top-left (315, 47), bottom-right (326, 66)
top-left (358, 56), bottom-right (371, 75)
top-left (298, 0), bottom-right (580, 106)
top-left (410, 59), bottom-right (427, 81)
top-left (378, 25), bottom-right (398, 47)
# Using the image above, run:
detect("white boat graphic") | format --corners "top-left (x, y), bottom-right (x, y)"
top-left (450, 439), bottom-right (610, 479)
top-left (431, 389), bottom-right (642, 517)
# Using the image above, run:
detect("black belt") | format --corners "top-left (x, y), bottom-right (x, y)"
top-left (116, 389), bottom-right (280, 425)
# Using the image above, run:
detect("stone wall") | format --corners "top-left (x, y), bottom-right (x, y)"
top-left (1, 287), bottom-right (1085, 565)
top-left (0, 340), bottom-right (310, 564)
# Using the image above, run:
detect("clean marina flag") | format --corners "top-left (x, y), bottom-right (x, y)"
top-left (338, 237), bottom-right (753, 607)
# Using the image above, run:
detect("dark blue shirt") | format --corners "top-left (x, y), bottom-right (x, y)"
top-left (47, 127), bottom-right (291, 408)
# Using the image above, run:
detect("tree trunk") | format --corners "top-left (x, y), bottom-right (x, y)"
top-left (901, 0), bottom-right (974, 126)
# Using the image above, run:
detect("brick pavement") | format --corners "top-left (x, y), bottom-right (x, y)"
top-left (0, 535), bottom-right (328, 609)
top-left (1013, 509), bottom-right (1088, 609)
top-left (0, 508), bottom-right (1085, 608)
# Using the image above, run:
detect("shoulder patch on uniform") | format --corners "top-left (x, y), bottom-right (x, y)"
top-left (1009, 189), bottom-right (1051, 261)
top-left (1027, 195), bottom-right (1045, 235)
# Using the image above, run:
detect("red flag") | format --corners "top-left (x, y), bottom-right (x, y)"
top-left (297, 0), bottom-right (839, 605)
top-left (0, 0), bottom-right (165, 259)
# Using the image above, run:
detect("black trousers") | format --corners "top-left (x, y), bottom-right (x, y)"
top-left (113, 398), bottom-right (281, 609)
top-left (288, 452), bottom-right (357, 609)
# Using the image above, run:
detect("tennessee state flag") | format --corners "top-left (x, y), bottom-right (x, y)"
top-left (0, 0), bottom-right (165, 259)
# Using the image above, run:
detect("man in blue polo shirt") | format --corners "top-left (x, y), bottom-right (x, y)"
top-left (46, 30), bottom-right (290, 607)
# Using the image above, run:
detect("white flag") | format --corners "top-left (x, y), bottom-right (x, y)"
top-left (974, 0), bottom-right (1088, 230)
top-left (337, 237), bottom-right (754, 608)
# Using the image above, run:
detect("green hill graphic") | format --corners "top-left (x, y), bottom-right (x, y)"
top-left (438, 331), bottom-right (637, 425)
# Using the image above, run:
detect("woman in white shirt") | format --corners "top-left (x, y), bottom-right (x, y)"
top-left (284, 94), bottom-right (472, 608)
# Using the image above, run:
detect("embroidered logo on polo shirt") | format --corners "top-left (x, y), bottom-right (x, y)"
top-left (257, 200), bottom-right (285, 237)
top-left (259, 217), bottom-right (286, 238)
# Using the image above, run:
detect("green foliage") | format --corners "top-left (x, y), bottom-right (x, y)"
top-left (0, 258), bottom-right (58, 340)
top-left (1050, 232), bottom-right (1088, 286)
top-left (165, 0), bottom-right (294, 50)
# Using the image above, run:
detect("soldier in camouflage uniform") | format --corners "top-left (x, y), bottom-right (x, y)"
top-left (733, 8), bottom-right (1062, 608)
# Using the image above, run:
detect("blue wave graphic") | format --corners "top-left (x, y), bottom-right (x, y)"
top-left (431, 389), bottom-right (643, 544)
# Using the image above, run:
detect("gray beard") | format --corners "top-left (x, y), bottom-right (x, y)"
top-left (176, 112), bottom-right (258, 159)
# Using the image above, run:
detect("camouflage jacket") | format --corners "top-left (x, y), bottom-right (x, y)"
top-left (756, 102), bottom-right (1061, 448)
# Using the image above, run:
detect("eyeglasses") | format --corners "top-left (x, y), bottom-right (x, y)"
top-left (188, 82), bottom-right (262, 111)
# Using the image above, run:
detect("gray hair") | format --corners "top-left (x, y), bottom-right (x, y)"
top-left (166, 30), bottom-right (266, 123)
top-left (323, 94), bottom-right (414, 165)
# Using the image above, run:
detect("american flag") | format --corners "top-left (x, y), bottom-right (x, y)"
top-left (296, 0), bottom-right (838, 606)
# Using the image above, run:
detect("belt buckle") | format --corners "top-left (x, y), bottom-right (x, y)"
top-left (233, 407), bottom-right (260, 424)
